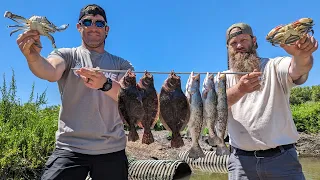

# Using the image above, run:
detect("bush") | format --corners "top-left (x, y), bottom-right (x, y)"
top-left (0, 70), bottom-right (58, 179)
top-left (291, 102), bottom-right (320, 133)
top-left (289, 85), bottom-right (320, 105)
top-left (289, 85), bottom-right (320, 133)
top-left (290, 86), bottom-right (312, 105)
top-left (311, 85), bottom-right (320, 102)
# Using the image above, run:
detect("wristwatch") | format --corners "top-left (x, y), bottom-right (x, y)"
top-left (98, 78), bottom-right (113, 92)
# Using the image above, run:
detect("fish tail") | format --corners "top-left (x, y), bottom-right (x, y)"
top-left (207, 121), bottom-right (219, 146)
top-left (208, 135), bottom-right (220, 147)
top-left (142, 129), bottom-right (154, 145)
top-left (188, 145), bottom-right (205, 159)
top-left (128, 127), bottom-right (139, 142)
top-left (216, 123), bottom-right (227, 141)
top-left (216, 143), bottom-right (230, 156)
top-left (171, 132), bottom-right (184, 148)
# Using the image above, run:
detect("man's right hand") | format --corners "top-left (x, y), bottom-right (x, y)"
top-left (16, 30), bottom-right (42, 62)
top-left (236, 69), bottom-right (263, 94)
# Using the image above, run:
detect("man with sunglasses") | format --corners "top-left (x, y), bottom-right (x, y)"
top-left (16, 4), bottom-right (133, 180)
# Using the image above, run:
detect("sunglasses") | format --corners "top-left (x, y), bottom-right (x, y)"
top-left (80, 19), bottom-right (107, 28)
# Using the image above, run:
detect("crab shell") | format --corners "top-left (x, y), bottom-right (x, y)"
top-left (266, 17), bottom-right (314, 46)
top-left (266, 25), bottom-right (284, 41)
top-left (27, 16), bottom-right (66, 35)
top-left (4, 11), bottom-right (69, 49)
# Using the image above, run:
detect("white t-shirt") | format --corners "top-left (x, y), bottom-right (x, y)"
top-left (224, 56), bottom-right (307, 151)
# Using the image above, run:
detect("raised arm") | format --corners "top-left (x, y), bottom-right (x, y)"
top-left (27, 56), bottom-right (66, 82)
top-left (17, 30), bottom-right (66, 82)
top-left (281, 34), bottom-right (318, 85)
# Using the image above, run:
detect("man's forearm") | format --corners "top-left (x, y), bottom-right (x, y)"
top-left (103, 80), bottom-right (121, 102)
top-left (27, 55), bottom-right (61, 82)
top-left (289, 55), bottom-right (313, 82)
top-left (227, 84), bottom-right (245, 108)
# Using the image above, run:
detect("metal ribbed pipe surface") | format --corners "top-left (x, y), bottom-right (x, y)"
top-left (178, 150), bottom-right (229, 174)
top-left (86, 158), bottom-right (191, 180)
top-left (128, 159), bottom-right (192, 180)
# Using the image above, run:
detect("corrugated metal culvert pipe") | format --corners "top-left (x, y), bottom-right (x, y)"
top-left (86, 158), bottom-right (192, 180)
top-left (178, 150), bottom-right (229, 174)
top-left (128, 159), bottom-right (192, 180)
top-left (85, 158), bottom-right (192, 180)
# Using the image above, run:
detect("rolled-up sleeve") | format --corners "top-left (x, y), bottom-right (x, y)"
top-left (274, 56), bottom-right (308, 95)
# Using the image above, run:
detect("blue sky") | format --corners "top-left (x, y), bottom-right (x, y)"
top-left (1, 0), bottom-right (319, 106)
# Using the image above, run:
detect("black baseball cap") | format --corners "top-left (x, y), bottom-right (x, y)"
top-left (78, 4), bottom-right (107, 22)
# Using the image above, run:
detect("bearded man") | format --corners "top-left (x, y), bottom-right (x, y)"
top-left (224, 23), bottom-right (318, 180)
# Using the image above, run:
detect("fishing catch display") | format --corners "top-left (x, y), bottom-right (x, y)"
top-left (117, 69), bottom-right (231, 159)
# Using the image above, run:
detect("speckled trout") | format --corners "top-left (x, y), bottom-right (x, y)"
top-left (186, 72), bottom-right (205, 159)
top-left (202, 72), bottom-right (220, 147)
top-left (215, 72), bottom-right (230, 156)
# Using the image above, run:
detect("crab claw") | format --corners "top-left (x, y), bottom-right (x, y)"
top-left (56, 24), bottom-right (69, 31)
top-left (266, 25), bottom-right (283, 41)
top-left (4, 10), bottom-right (28, 24)
top-left (4, 11), bottom-right (12, 18)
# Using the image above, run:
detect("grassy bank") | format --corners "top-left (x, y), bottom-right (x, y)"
top-left (0, 70), bottom-right (319, 179)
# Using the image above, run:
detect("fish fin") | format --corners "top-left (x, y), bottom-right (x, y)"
top-left (188, 146), bottom-right (205, 159)
top-left (118, 96), bottom-right (129, 126)
top-left (202, 90), bottom-right (208, 99)
top-left (151, 92), bottom-right (160, 129)
top-left (207, 136), bottom-right (220, 147)
top-left (216, 145), bottom-right (230, 156)
top-left (171, 133), bottom-right (184, 148)
top-left (158, 110), bottom-right (171, 132)
top-left (181, 100), bottom-right (190, 131)
top-left (185, 72), bottom-right (193, 98)
top-left (181, 97), bottom-right (191, 131)
top-left (128, 127), bottom-right (139, 142)
top-left (142, 130), bottom-right (154, 145)
top-left (187, 92), bottom-right (192, 104)
top-left (136, 121), bottom-right (144, 128)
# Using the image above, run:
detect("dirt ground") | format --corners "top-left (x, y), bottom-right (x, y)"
top-left (295, 132), bottom-right (320, 157)
top-left (125, 129), bottom-right (320, 160)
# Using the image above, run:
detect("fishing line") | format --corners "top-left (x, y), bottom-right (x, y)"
top-left (71, 68), bottom-right (251, 75)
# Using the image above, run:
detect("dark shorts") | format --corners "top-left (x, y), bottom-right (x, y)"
top-left (41, 148), bottom-right (128, 180)
top-left (228, 144), bottom-right (305, 180)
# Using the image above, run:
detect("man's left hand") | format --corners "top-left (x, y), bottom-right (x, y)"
top-left (280, 34), bottom-right (318, 58)
top-left (76, 68), bottom-right (106, 90)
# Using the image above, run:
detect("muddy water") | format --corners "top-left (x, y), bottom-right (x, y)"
top-left (188, 157), bottom-right (320, 180)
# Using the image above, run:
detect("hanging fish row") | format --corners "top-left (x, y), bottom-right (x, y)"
top-left (70, 67), bottom-right (251, 75)
top-left (117, 69), bottom-right (230, 159)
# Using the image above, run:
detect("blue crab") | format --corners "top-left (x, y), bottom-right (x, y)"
top-left (4, 11), bottom-right (69, 49)
top-left (266, 18), bottom-right (314, 46)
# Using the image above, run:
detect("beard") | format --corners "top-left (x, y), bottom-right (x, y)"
top-left (228, 45), bottom-right (260, 80)
top-left (81, 31), bottom-right (106, 49)
top-left (84, 40), bottom-right (104, 48)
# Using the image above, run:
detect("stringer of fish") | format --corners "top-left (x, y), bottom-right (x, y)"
top-left (186, 72), bottom-right (205, 159)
